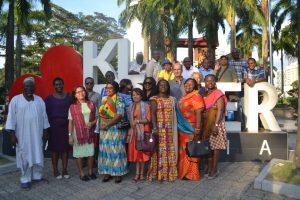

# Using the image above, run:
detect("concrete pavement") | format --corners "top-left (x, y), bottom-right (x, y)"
top-left (0, 159), bottom-right (297, 200)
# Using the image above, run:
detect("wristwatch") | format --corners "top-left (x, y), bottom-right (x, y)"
top-left (136, 120), bottom-right (140, 124)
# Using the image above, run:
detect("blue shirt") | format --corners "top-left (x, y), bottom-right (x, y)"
top-left (244, 67), bottom-right (265, 81)
top-left (199, 67), bottom-right (214, 79)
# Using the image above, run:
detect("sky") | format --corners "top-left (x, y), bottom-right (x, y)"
top-left (0, 0), bottom-right (292, 69)
top-left (51, 0), bottom-right (123, 19)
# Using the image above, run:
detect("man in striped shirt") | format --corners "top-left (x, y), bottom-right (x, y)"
top-left (229, 48), bottom-right (247, 83)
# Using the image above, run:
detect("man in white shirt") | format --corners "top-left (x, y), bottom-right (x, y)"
top-left (182, 57), bottom-right (199, 79)
top-left (128, 52), bottom-right (147, 75)
top-left (6, 77), bottom-right (50, 189)
top-left (145, 50), bottom-right (161, 81)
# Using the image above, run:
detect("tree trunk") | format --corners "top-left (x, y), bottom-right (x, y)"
top-left (188, 14), bottom-right (193, 64)
top-left (15, 25), bottom-right (22, 79)
top-left (143, 36), bottom-right (149, 61)
top-left (293, 0), bottom-right (300, 169)
top-left (261, 0), bottom-right (269, 65)
top-left (4, 0), bottom-right (15, 91)
top-left (228, 6), bottom-right (236, 51)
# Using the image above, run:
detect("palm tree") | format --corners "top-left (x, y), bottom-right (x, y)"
top-left (235, 5), bottom-right (262, 58)
top-left (272, 0), bottom-right (300, 171)
top-left (119, 0), bottom-right (178, 60)
top-left (271, 0), bottom-right (297, 57)
top-left (261, 0), bottom-right (269, 65)
top-left (195, 1), bottom-right (225, 64)
top-left (3, 0), bottom-right (51, 91)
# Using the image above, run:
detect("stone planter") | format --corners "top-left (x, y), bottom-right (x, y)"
top-left (273, 107), bottom-right (296, 119)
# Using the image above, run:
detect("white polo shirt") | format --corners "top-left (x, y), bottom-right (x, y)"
top-left (182, 65), bottom-right (199, 79)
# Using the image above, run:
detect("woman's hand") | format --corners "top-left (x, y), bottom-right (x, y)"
top-left (100, 124), bottom-right (108, 130)
top-left (86, 122), bottom-right (93, 129)
top-left (68, 135), bottom-right (74, 145)
top-left (132, 119), bottom-right (137, 127)
top-left (193, 129), bottom-right (201, 139)
top-left (152, 127), bottom-right (158, 135)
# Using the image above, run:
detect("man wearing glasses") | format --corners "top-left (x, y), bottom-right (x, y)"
top-left (85, 77), bottom-right (101, 107)
top-left (169, 63), bottom-right (186, 101)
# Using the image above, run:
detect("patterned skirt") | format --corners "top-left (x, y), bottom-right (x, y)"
top-left (209, 121), bottom-right (227, 150)
top-left (147, 126), bottom-right (177, 182)
top-left (98, 126), bottom-right (129, 176)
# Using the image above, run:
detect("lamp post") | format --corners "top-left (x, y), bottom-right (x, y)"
top-left (268, 0), bottom-right (273, 84)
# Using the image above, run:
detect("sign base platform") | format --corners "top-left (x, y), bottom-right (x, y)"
top-left (220, 131), bottom-right (287, 162)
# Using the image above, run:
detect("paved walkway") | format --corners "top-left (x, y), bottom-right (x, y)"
top-left (0, 159), bottom-right (297, 200)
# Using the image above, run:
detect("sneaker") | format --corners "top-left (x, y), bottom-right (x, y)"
top-left (56, 174), bottom-right (62, 180)
top-left (63, 174), bottom-right (70, 179)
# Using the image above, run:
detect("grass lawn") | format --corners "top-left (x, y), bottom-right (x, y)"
top-left (0, 156), bottom-right (13, 165)
top-left (266, 160), bottom-right (300, 185)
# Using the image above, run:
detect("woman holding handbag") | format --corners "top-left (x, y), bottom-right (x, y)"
top-left (127, 88), bottom-right (151, 182)
top-left (177, 78), bottom-right (205, 180)
top-left (147, 80), bottom-right (178, 182)
top-left (202, 74), bottom-right (227, 180)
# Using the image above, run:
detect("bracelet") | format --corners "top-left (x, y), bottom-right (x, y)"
top-left (136, 119), bottom-right (140, 124)
top-left (215, 123), bottom-right (219, 127)
top-left (195, 128), bottom-right (201, 131)
top-left (68, 133), bottom-right (72, 136)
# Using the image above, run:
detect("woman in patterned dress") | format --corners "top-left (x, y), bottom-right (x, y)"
top-left (147, 80), bottom-right (178, 182)
top-left (202, 74), bottom-right (227, 179)
top-left (98, 81), bottom-right (128, 183)
top-left (68, 86), bottom-right (98, 181)
top-left (178, 78), bottom-right (205, 180)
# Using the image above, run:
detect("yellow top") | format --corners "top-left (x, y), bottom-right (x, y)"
top-left (158, 70), bottom-right (175, 81)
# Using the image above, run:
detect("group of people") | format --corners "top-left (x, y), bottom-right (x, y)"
top-left (5, 47), bottom-right (266, 190)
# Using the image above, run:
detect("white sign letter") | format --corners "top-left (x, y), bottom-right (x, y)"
top-left (259, 140), bottom-right (272, 155)
top-left (244, 82), bottom-right (281, 132)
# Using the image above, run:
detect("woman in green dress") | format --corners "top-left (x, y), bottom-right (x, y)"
top-left (68, 86), bottom-right (98, 181)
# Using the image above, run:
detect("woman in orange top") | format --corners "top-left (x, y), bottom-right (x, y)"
top-left (127, 88), bottom-right (151, 182)
top-left (178, 78), bottom-right (205, 180)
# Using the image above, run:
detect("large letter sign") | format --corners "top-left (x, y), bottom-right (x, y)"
top-left (244, 82), bottom-right (281, 132)
top-left (83, 39), bottom-right (281, 133)
top-left (83, 39), bottom-right (144, 92)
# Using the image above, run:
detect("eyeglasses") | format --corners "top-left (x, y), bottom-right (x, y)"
top-left (144, 82), bottom-right (152, 85)
top-left (105, 87), bottom-right (114, 90)
top-left (85, 82), bottom-right (94, 85)
top-left (76, 90), bottom-right (85, 94)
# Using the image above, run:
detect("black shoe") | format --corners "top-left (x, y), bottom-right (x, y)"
top-left (88, 173), bottom-right (97, 180)
top-left (115, 176), bottom-right (122, 184)
top-left (80, 175), bottom-right (90, 181)
top-left (102, 175), bottom-right (112, 182)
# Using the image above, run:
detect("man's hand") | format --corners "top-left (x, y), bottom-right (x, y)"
top-left (214, 63), bottom-right (220, 71)
top-left (10, 133), bottom-right (18, 146)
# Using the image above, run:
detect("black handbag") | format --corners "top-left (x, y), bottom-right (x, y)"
top-left (186, 139), bottom-right (211, 157)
